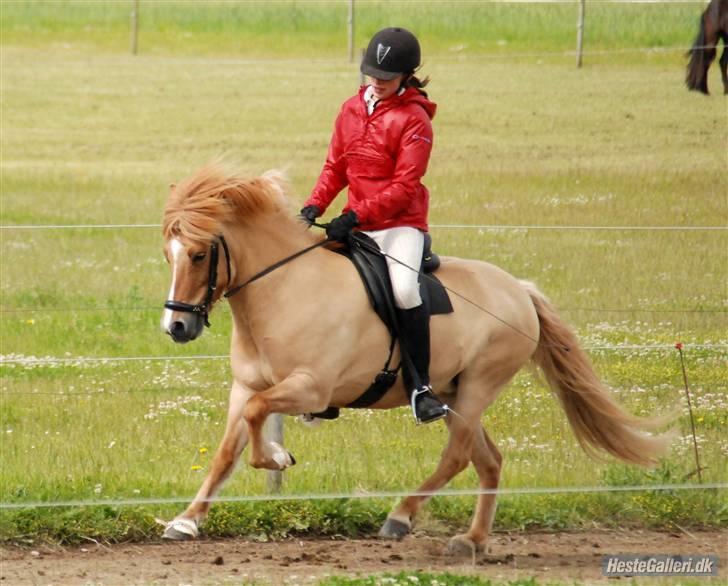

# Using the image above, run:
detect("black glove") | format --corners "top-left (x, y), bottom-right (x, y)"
top-left (326, 211), bottom-right (359, 243)
top-left (299, 205), bottom-right (321, 226)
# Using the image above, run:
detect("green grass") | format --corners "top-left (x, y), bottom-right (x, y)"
top-left (320, 574), bottom-right (539, 586)
top-left (0, 1), bottom-right (706, 57)
top-left (1, 2), bottom-right (726, 545)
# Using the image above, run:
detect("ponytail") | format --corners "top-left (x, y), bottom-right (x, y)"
top-left (403, 72), bottom-right (430, 96)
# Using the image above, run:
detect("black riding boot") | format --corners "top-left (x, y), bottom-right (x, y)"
top-left (396, 304), bottom-right (448, 424)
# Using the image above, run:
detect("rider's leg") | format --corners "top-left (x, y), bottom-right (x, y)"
top-left (396, 304), bottom-right (447, 423)
top-left (365, 227), bottom-right (447, 423)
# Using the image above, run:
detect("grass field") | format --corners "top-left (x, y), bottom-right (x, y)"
top-left (0, 1), bottom-right (708, 56)
top-left (1, 1), bottom-right (726, 546)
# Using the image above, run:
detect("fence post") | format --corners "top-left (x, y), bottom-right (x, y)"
top-left (130, 0), bottom-right (139, 55)
top-left (576, 0), bottom-right (585, 68)
top-left (348, 0), bottom-right (355, 62)
top-left (266, 414), bottom-right (284, 493)
top-left (675, 343), bottom-right (704, 483)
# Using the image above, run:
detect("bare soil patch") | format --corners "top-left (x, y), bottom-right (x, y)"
top-left (1, 529), bottom-right (724, 585)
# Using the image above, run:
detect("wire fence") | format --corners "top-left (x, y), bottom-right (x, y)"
top-left (1, 223), bottom-right (727, 231)
top-left (2, 305), bottom-right (725, 315)
top-left (2, 222), bottom-right (723, 316)
top-left (0, 43), bottom-right (718, 68)
top-left (1, 482), bottom-right (725, 511)
top-left (1, 344), bottom-right (726, 368)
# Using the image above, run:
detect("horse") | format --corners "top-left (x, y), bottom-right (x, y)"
top-left (686, 0), bottom-right (728, 94)
top-left (159, 163), bottom-right (671, 555)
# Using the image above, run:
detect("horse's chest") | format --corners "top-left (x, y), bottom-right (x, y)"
top-left (230, 336), bottom-right (284, 389)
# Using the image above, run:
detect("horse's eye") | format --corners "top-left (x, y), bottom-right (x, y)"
top-left (192, 252), bottom-right (207, 263)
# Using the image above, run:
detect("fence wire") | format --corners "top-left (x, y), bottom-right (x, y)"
top-left (0, 344), bottom-right (725, 367)
top-left (0, 482), bottom-right (724, 511)
top-left (2, 223), bottom-right (726, 231)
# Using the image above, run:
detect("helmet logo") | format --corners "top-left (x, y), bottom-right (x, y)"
top-left (376, 43), bottom-right (391, 65)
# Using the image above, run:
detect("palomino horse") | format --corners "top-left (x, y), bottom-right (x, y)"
top-left (160, 163), bottom-right (670, 554)
top-left (686, 0), bottom-right (728, 94)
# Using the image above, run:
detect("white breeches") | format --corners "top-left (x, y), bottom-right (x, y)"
top-left (363, 227), bottom-right (424, 310)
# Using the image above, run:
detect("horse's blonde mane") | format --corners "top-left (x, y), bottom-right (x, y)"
top-left (162, 162), bottom-right (290, 244)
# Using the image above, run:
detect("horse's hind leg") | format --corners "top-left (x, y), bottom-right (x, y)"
top-left (720, 42), bottom-right (728, 94)
top-left (164, 382), bottom-right (252, 540)
top-left (448, 426), bottom-right (502, 556)
top-left (379, 407), bottom-right (477, 539)
top-left (379, 364), bottom-right (514, 539)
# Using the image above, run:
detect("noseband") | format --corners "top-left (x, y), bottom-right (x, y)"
top-left (164, 236), bottom-right (232, 328)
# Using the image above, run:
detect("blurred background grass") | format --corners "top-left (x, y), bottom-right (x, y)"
top-left (0, 1), bottom-right (706, 56)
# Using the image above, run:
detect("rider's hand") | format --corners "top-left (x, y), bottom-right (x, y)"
top-left (299, 205), bottom-right (321, 226)
top-left (325, 211), bottom-right (359, 243)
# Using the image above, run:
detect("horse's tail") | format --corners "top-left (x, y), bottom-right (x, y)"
top-left (520, 281), bottom-right (673, 467)
top-left (686, 13), bottom-right (710, 93)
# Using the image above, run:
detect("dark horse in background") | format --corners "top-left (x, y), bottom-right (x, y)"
top-left (686, 0), bottom-right (728, 94)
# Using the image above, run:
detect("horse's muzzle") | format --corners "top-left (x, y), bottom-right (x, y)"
top-left (166, 315), bottom-right (204, 344)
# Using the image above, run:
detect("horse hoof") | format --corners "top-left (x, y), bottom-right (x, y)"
top-left (162, 518), bottom-right (199, 541)
top-left (447, 534), bottom-right (484, 557)
top-left (378, 517), bottom-right (411, 540)
top-left (270, 442), bottom-right (295, 469)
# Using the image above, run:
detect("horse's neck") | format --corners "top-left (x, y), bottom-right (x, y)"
top-left (224, 213), bottom-right (320, 322)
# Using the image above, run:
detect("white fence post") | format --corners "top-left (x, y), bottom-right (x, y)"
top-left (266, 414), bottom-right (284, 493)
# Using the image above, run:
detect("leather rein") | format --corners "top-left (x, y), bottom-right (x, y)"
top-left (164, 235), bottom-right (328, 327)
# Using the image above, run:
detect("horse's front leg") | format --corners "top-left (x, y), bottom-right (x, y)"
top-left (163, 381), bottom-right (252, 540)
top-left (244, 371), bottom-right (327, 470)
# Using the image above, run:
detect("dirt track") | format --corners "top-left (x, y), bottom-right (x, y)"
top-left (1, 529), bottom-right (724, 585)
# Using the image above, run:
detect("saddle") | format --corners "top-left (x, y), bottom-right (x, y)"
top-left (310, 232), bottom-right (453, 420)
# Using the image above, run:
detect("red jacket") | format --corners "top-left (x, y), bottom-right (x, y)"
top-left (306, 86), bottom-right (437, 232)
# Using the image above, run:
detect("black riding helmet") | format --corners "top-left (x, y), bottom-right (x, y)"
top-left (360, 27), bottom-right (421, 80)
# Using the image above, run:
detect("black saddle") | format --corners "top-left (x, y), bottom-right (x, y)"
top-left (310, 232), bottom-right (453, 419)
top-left (345, 232), bottom-right (453, 332)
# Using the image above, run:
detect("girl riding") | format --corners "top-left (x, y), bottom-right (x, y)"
top-left (300, 27), bottom-right (447, 424)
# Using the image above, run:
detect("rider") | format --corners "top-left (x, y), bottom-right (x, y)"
top-left (300, 27), bottom-right (448, 424)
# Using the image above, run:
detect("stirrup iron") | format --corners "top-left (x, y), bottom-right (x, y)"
top-left (410, 385), bottom-right (449, 424)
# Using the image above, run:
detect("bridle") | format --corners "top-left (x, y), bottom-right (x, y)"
top-left (164, 236), bottom-right (232, 328)
top-left (164, 234), bottom-right (328, 328)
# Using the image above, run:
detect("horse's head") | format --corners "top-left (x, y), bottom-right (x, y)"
top-left (161, 234), bottom-right (230, 343)
top-left (160, 163), bottom-right (292, 342)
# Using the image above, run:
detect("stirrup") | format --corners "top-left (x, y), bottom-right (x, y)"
top-left (410, 385), bottom-right (448, 424)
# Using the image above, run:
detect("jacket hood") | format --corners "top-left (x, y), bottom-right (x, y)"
top-left (359, 85), bottom-right (437, 120)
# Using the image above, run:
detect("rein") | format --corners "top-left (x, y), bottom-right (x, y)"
top-left (224, 239), bottom-right (329, 299)
top-left (344, 229), bottom-right (547, 348)
top-left (164, 234), bottom-right (328, 328)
